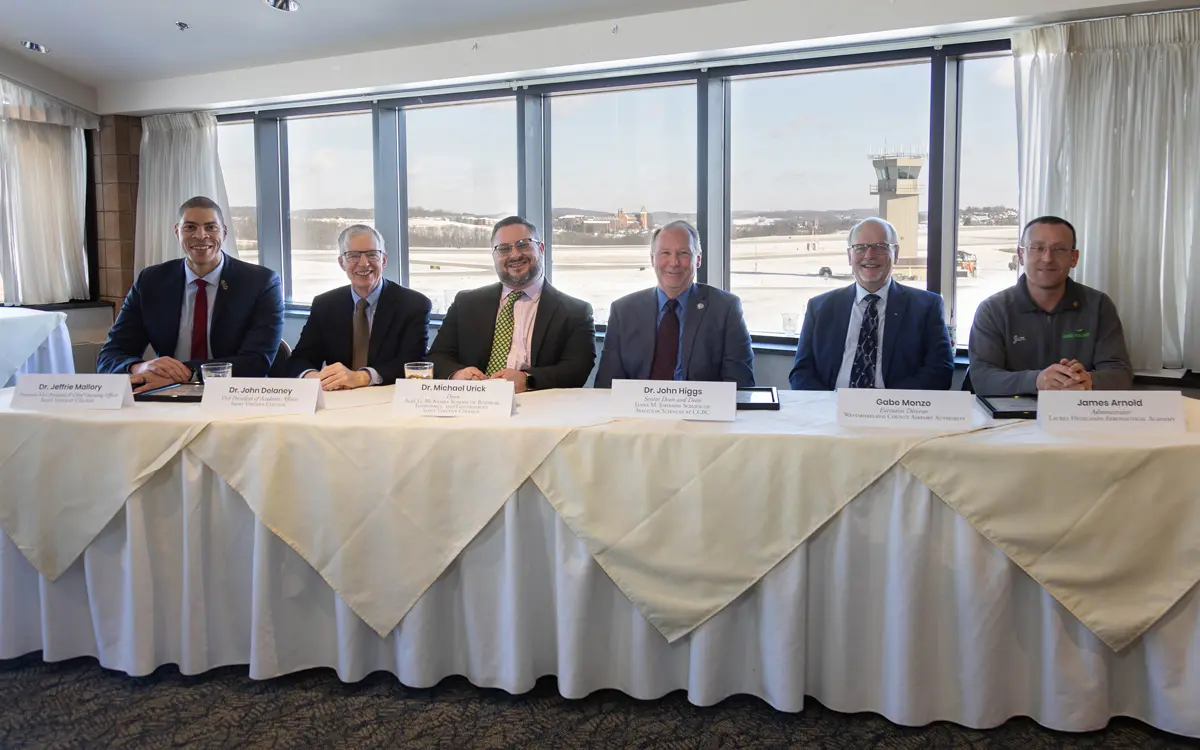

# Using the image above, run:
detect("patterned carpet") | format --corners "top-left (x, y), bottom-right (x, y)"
top-left (0, 652), bottom-right (1193, 749)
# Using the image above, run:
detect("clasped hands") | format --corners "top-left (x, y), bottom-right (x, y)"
top-left (1036, 358), bottom-right (1093, 391)
top-left (451, 366), bottom-right (528, 393)
top-left (304, 362), bottom-right (372, 391)
top-left (129, 357), bottom-right (191, 394)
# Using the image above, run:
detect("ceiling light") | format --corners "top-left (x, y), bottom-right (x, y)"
top-left (21, 40), bottom-right (49, 54)
top-left (264, 0), bottom-right (301, 10)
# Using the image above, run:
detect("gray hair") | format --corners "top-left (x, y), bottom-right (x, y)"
top-left (337, 224), bottom-right (385, 256)
top-left (847, 218), bottom-right (899, 246)
top-left (652, 220), bottom-right (702, 255)
top-left (490, 215), bottom-right (542, 245)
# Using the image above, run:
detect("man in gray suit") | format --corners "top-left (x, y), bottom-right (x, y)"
top-left (594, 220), bottom-right (755, 388)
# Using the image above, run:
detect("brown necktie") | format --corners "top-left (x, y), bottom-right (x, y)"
top-left (351, 298), bottom-right (369, 371)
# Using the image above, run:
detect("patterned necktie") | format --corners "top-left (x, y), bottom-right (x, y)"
top-left (849, 294), bottom-right (881, 388)
top-left (351, 298), bottom-right (369, 371)
top-left (191, 279), bottom-right (209, 361)
top-left (649, 298), bottom-right (681, 380)
top-left (486, 290), bottom-right (525, 376)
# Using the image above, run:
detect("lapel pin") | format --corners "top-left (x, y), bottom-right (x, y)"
top-left (1073, 300), bottom-right (1079, 308)
top-left (221, 280), bottom-right (228, 291)
top-left (696, 302), bottom-right (705, 310)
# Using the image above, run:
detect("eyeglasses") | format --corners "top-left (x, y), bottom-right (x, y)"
top-left (342, 250), bottom-right (382, 263)
top-left (1020, 243), bottom-right (1074, 257)
top-left (493, 238), bottom-right (540, 257)
top-left (850, 242), bottom-right (896, 256)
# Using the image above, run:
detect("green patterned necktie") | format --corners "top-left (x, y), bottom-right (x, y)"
top-left (485, 290), bottom-right (525, 375)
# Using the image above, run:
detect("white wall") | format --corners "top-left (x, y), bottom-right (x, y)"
top-left (98, 0), bottom-right (1192, 114)
top-left (0, 47), bottom-right (97, 113)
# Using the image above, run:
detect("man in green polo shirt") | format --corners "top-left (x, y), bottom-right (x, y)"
top-left (969, 215), bottom-right (1133, 395)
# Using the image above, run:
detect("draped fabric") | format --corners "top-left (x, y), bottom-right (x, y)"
top-left (0, 76), bottom-right (98, 130)
top-left (0, 112), bottom-right (89, 304)
top-left (134, 113), bottom-right (237, 272)
top-left (1014, 11), bottom-right (1200, 370)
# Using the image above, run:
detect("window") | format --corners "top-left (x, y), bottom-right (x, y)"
top-left (286, 112), bottom-right (374, 304)
top-left (729, 62), bottom-right (931, 335)
top-left (405, 100), bottom-right (517, 313)
top-left (216, 121), bottom-right (258, 264)
top-left (549, 84), bottom-right (697, 323)
top-left (955, 56), bottom-right (1019, 346)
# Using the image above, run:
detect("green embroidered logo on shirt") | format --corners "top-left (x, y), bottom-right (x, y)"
top-left (1062, 329), bottom-right (1091, 340)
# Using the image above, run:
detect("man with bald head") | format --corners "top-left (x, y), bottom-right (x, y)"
top-left (789, 217), bottom-right (953, 391)
top-left (594, 220), bottom-right (754, 387)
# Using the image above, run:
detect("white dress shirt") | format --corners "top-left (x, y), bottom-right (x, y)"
top-left (835, 281), bottom-right (890, 389)
top-left (173, 255), bottom-right (224, 362)
top-left (499, 277), bottom-right (543, 371)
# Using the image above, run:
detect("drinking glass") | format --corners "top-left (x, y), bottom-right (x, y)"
top-left (781, 312), bottom-right (800, 336)
top-left (200, 362), bottom-right (232, 381)
top-left (404, 362), bottom-right (435, 380)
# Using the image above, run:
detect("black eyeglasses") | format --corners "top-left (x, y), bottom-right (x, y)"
top-left (493, 239), bottom-right (540, 257)
top-left (342, 250), bottom-right (382, 262)
top-left (850, 242), bottom-right (896, 256)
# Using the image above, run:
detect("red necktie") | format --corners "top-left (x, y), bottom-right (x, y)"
top-left (649, 298), bottom-right (680, 380)
top-left (191, 279), bottom-right (209, 361)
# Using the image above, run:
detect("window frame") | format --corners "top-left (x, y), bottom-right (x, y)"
top-left (212, 38), bottom-right (1012, 346)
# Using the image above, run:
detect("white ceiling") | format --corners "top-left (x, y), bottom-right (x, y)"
top-left (0, 0), bottom-right (736, 85)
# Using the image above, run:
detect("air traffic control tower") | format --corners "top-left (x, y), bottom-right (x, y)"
top-left (869, 152), bottom-right (924, 273)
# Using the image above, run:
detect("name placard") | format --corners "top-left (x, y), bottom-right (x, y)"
top-left (1038, 391), bottom-right (1185, 433)
top-left (393, 380), bottom-right (514, 418)
top-left (12, 374), bottom-right (133, 411)
top-left (837, 388), bottom-right (973, 429)
top-left (201, 378), bottom-right (323, 415)
top-left (611, 380), bottom-right (736, 422)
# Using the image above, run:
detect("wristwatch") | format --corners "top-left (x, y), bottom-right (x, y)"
top-left (523, 371), bottom-right (536, 391)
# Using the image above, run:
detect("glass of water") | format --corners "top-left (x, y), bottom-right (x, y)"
top-left (200, 362), bottom-right (232, 381)
top-left (404, 361), bottom-right (434, 380)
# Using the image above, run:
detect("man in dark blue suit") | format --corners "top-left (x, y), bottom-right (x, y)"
top-left (98, 196), bottom-right (283, 392)
top-left (595, 221), bottom-right (754, 388)
top-left (287, 224), bottom-right (431, 388)
top-left (789, 218), bottom-right (952, 391)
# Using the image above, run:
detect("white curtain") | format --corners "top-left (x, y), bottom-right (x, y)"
top-left (0, 78), bottom-right (91, 305)
top-left (1014, 12), bottom-right (1200, 371)
top-left (134, 113), bottom-right (237, 272)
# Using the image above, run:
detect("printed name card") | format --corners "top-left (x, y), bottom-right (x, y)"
top-left (393, 380), bottom-right (514, 418)
top-left (837, 388), bottom-right (973, 429)
top-left (611, 380), bottom-right (736, 422)
top-left (1038, 391), bottom-right (1185, 434)
top-left (12, 374), bottom-right (133, 411)
top-left (201, 378), bottom-right (323, 415)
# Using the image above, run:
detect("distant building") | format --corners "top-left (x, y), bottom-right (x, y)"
top-left (557, 207), bottom-right (650, 235)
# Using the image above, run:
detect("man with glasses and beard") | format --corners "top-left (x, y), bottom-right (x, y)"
top-left (287, 224), bottom-right (432, 389)
top-left (969, 215), bottom-right (1132, 395)
top-left (428, 216), bottom-right (596, 392)
top-left (789, 217), bottom-right (953, 391)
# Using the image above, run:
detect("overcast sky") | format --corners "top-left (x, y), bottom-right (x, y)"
top-left (219, 56), bottom-right (1017, 215)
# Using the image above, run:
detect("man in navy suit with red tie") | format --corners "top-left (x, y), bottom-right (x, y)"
top-left (788, 218), bottom-right (953, 391)
top-left (97, 196), bottom-right (284, 392)
top-left (594, 221), bottom-right (755, 388)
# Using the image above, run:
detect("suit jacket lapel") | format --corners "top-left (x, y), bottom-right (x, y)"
top-left (530, 282), bottom-right (559, 365)
top-left (368, 280), bottom-right (394, 364)
top-left (829, 285), bottom-right (856, 387)
top-left (880, 280), bottom-right (905, 384)
top-left (679, 284), bottom-right (707, 378)
top-left (475, 283), bottom-right (503, 367)
top-left (208, 253), bottom-right (234, 354)
top-left (161, 259), bottom-right (187, 358)
top-left (634, 288), bottom-right (659, 379)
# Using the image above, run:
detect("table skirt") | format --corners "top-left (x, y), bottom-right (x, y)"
top-left (1, 451), bottom-right (1196, 735)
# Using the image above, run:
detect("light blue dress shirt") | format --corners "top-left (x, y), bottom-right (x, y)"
top-left (835, 280), bottom-right (890, 389)
top-left (173, 255), bottom-right (224, 362)
top-left (655, 285), bottom-right (693, 381)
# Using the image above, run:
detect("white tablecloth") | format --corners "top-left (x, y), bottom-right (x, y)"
top-left (1, 452), bottom-right (1197, 736)
top-left (0, 307), bottom-right (73, 388)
